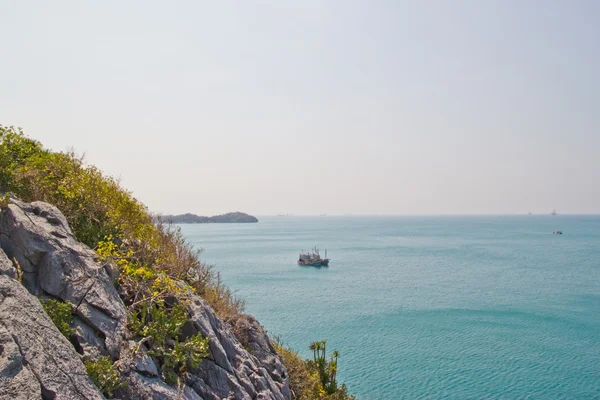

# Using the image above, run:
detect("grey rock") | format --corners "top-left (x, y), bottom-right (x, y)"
top-left (0, 198), bottom-right (292, 400)
top-left (0, 274), bottom-right (104, 400)
top-left (0, 324), bottom-right (41, 400)
top-left (229, 314), bottom-right (289, 389)
top-left (72, 316), bottom-right (106, 359)
top-left (119, 341), bottom-right (159, 378)
top-left (0, 199), bottom-right (127, 358)
top-left (118, 372), bottom-right (202, 400)
top-left (0, 248), bottom-right (16, 279)
top-left (184, 374), bottom-right (223, 400)
top-left (187, 297), bottom-right (290, 400)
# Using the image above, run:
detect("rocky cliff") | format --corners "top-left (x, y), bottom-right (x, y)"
top-left (0, 198), bottom-right (290, 399)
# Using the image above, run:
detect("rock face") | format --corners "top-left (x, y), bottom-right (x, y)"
top-left (0, 199), bottom-right (127, 359)
top-left (0, 271), bottom-right (104, 400)
top-left (186, 298), bottom-right (291, 400)
top-left (228, 314), bottom-right (288, 389)
top-left (0, 199), bottom-right (290, 399)
top-left (0, 247), bottom-right (16, 279)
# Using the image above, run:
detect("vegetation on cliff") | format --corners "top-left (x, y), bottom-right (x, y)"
top-left (0, 125), bottom-right (236, 387)
top-left (84, 356), bottom-right (126, 397)
top-left (0, 125), bottom-right (242, 317)
top-left (0, 125), bottom-right (353, 399)
top-left (274, 339), bottom-right (354, 400)
top-left (40, 298), bottom-right (75, 339)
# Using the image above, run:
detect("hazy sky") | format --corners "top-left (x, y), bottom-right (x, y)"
top-left (2, 1), bottom-right (599, 215)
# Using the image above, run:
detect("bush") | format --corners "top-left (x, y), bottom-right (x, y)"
top-left (2, 125), bottom-right (353, 398)
top-left (40, 298), bottom-right (74, 339)
top-left (84, 356), bottom-right (125, 397)
top-left (273, 339), bottom-right (321, 400)
top-left (128, 302), bottom-right (209, 384)
top-left (0, 124), bottom-right (219, 388)
top-left (0, 193), bottom-right (9, 208)
top-left (97, 234), bottom-right (210, 384)
top-left (0, 126), bottom-right (151, 248)
top-left (273, 338), bottom-right (354, 400)
top-left (0, 125), bottom-right (243, 319)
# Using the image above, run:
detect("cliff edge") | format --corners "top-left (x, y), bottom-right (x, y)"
top-left (0, 198), bottom-right (289, 399)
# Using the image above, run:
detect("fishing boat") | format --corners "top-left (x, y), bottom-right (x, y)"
top-left (298, 247), bottom-right (329, 267)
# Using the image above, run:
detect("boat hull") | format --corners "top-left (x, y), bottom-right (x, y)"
top-left (298, 259), bottom-right (329, 267)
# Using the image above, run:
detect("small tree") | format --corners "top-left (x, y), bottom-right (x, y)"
top-left (308, 340), bottom-right (343, 395)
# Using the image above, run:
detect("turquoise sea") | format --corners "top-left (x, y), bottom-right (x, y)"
top-left (181, 216), bottom-right (600, 399)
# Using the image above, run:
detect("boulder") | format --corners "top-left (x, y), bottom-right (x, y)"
top-left (0, 248), bottom-right (16, 279)
top-left (0, 273), bottom-right (104, 400)
top-left (0, 199), bottom-right (127, 359)
top-left (119, 373), bottom-right (202, 400)
top-left (186, 297), bottom-right (290, 400)
top-left (229, 314), bottom-right (289, 389)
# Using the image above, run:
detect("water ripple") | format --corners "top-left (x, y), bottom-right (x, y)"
top-left (181, 216), bottom-right (600, 399)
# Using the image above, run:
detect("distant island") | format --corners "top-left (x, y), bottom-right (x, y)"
top-left (162, 212), bottom-right (258, 224)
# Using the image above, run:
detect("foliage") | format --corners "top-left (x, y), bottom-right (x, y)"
top-left (310, 341), bottom-right (334, 393)
top-left (84, 356), bottom-right (126, 397)
top-left (40, 298), bottom-right (75, 339)
top-left (0, 125), bottom-right (153, 248)
top-left (273, 338), bottom-right (354, 400)
top-left (1, 125), bottom-right (353, 397)
top-left (273, 339), bottom-right (321, 400)
top-left (97, 234), bottom-right (210, 384)
top-left (0, 124), bottom-right (243, 319)
top-left (161, 331), bottom-right (210, 384)
top-left (129, 302), bottom-right (209, 383)
top-left (199, 272), bottom-right (246, 321)
top-left (0, 193), bottom-right (9, 208)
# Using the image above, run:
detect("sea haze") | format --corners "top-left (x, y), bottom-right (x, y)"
top-left (181, 215), bottom-right (600, 399)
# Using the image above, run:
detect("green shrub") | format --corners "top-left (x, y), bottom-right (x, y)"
top-left (40, 298), bottom-right (74, 339)
top-left (0, 126), bottom-right (152, 248)
top-left (2, 125), bottom-right (353, 397)
top-left (84, 356), bottom-right (125, 397)
top-left (161, 331), bottom-right (210, 384)
top-left (0, 193), bottom-right (9, 208)
top-left (273, 339), bottom-right (321, 400)
top-left (0, 124), bottom-right (243, 320)
top-left (129, 302), bottom-right (210, 384)
top-left (273, 338), bottom-right (354, 400)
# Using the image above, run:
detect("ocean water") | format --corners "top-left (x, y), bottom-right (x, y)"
top-left (180, 216), bottom-right (600, 399)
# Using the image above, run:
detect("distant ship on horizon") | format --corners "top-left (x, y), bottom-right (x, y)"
top-left (551, 209), bottom-right (557, 216)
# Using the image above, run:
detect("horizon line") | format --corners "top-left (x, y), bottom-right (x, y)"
top-left (256, 213), bottom-right (600, 217)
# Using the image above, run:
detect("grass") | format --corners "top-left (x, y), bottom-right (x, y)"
top-left (0, 125), bottom-right (243, 318)
top-left (273, 337), bottom-right (355, 400)
top-left (0, 125), bottom-right (224, 385)
top-left (0, 124), bottom-right (353, 398)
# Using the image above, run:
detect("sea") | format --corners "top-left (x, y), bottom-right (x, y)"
top-left (180, 216), bottom-right (600, 399)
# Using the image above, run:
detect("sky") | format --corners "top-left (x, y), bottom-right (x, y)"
top-left (1, 0), bottom-right (599, 215)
